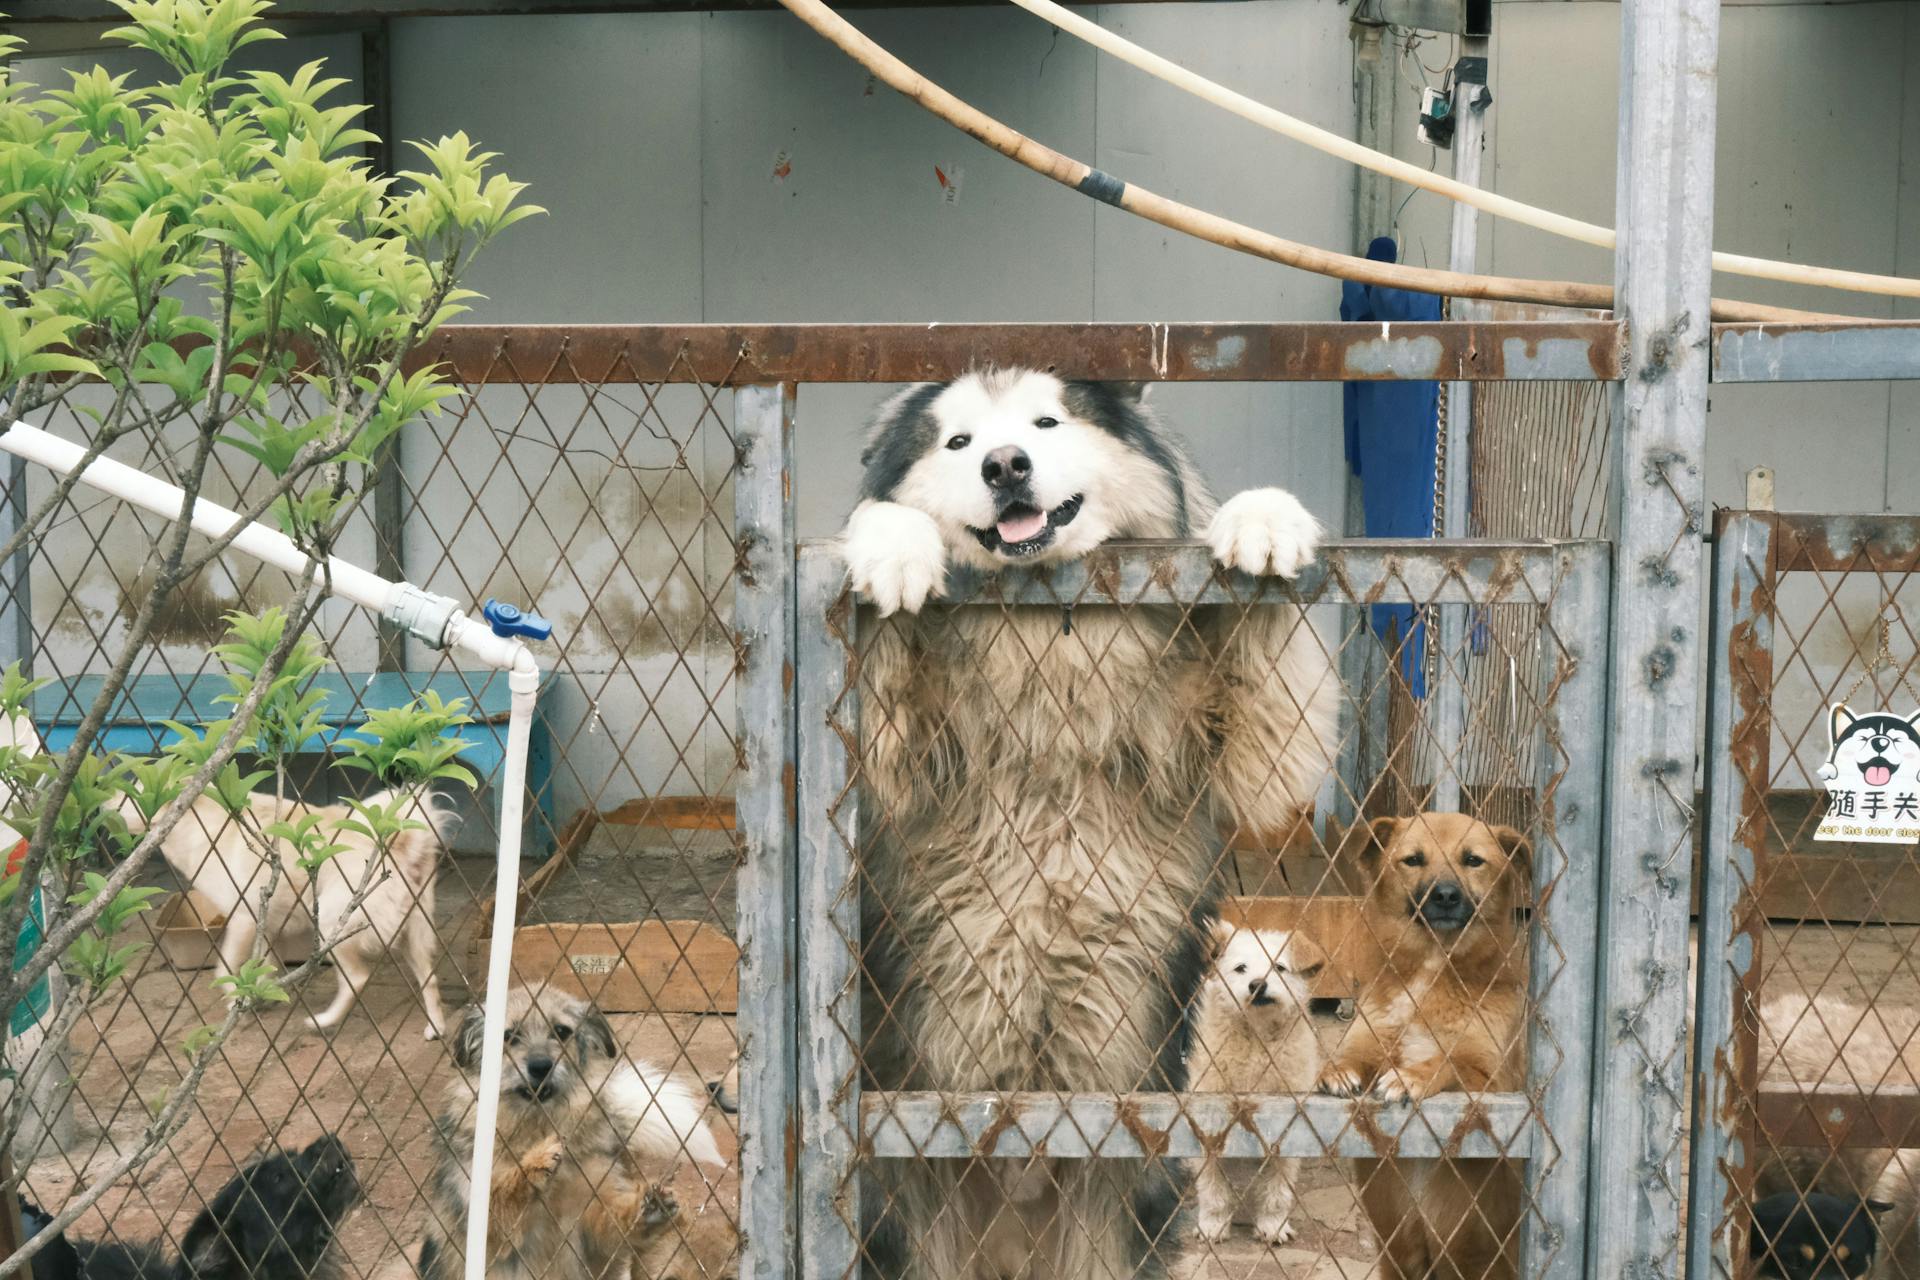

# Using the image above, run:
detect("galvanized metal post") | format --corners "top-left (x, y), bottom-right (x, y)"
top-left (362, 20), bottom-right (409, 674)
top-left (1431, 40), bottom-right (1491, 814)
top-left (0, 454), bottom-right (27, 674)
top-left (1589, 2), bottom-right (1721, 1278)
top-left (1687, 511), bottom-right (1775, 1280)
top-left (1521, 540), bottom-right (1611, 1280)
top-left (734, 384), bottom-right (798, 1280)
top-left (796, 544), bottom-right (859, 1280)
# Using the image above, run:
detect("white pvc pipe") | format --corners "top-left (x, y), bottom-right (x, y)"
top-left (0, 417), bottom-right (539, 1280)
top-left (0, 422), bottom-right (401, 615)
top-left (459, 658), bottom-right (537, 1279)
top-left (1008, 0), bottom-right (1920, 303)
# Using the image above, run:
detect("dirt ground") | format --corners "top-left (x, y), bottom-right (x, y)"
top-left (18, 826), bottom-right (1919, 1279)
top-left (21, 848), bottom-right (740, 1279)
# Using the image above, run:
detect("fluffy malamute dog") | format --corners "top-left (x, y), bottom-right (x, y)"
top-left (839, 370), bottom-right (1336, 1278)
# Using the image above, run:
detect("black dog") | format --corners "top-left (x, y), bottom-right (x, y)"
top-left (23, 1135), bottom-right (359, 1279)
top-left (1751, 1191), bottom-right (1889, 1280)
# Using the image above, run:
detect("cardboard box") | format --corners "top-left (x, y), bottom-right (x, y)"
top-left (511, 920), bottom-right (739, 1014)
top-left (148, 891), bottom-right (228, 971)
top-left (146, 892), bottom-right (320, 971)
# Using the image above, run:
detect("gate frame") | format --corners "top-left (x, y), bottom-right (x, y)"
top-left (1689, 510), bottom-right (1920, 1280)
top-left (793, 536), bottom-right (1612, 1280)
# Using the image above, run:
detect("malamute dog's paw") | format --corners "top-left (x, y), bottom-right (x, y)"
top-left (1192, 1206), bottom-right (1233, 1243)
top-left (841, 500), bottom-right (946, 616)
top-left (1207, 488), bottom-right (1321, 578)
top-left (1255, 1216), bottom-right (1297, 1247)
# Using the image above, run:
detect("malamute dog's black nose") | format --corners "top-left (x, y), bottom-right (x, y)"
top-left (982, 445), bottom-right (1031, 489)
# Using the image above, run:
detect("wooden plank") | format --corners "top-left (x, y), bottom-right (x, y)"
top-left (601, 795), bottom-right (737, 830)
top-left (1756, 1082), bottom-right (1920, 1151)
top-left (510, 920), bottom-right (738, 1014)
top-left (1679, 789), bottom-right (1920, 925)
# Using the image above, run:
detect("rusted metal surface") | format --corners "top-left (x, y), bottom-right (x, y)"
top-left (796, 537), bottom-right (1573, 610)
top-left (6, 0), bottom-right (1239, 16)
top-left (1713, 322), bottom-right (1920, 383)
top-left (795, 547), bottom-right (860, 1279)
top-left (1522, 542), bottom-right (1612, 1280)
top-left (861, 1091), bottom-right (1534, 1161)
top-left (1772, 512), bottom-right (1920, 574)
top-left (401, 321), bottom-right (1626, 385)
top-left (1689, 509), bottom-right (1775, 1280)
top-left (733, 384), bottom-right (798, 1280)
top-left (1755, 1082), bottom-right (1920, 1151)
top-left (1593, 4), bottom-right (1719, 1279)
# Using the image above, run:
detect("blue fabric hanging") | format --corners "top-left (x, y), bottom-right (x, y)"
top-left (1342, 236), bottom-right (1442, 698)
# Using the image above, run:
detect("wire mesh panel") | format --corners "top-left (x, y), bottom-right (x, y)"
top-left (796, 538), bottom-right (1609, 1280)
top-left (1694, 512), bottom-right (1920, 1280)
top-left (0, 335), bottom-right (781, 1279)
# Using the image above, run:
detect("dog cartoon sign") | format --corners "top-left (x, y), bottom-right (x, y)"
top-left (1817, 705), bottom-right (1920, 843)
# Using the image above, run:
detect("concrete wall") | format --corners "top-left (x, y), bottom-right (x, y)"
top-left (1381, 2), bottom-right (1920, 782)
top-left (14, 2), bottom-right (1920, 814)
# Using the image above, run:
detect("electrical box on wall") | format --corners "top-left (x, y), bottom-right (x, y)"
top-left (1373, 0), bottom-right (1490, 38)
top-left (1418, 87), bottom-right (1456, 148)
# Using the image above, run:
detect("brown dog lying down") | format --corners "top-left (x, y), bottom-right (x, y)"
top-left (1317, 813), bottom-right (1532, 1280)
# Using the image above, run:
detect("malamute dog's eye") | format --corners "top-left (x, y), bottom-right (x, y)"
top-left (555, 1023), bottom-right (572, 1041)
top-left (1034, 416), bottom-right (1058, 429)
top-left (945, 434), bottom-right (971, 451)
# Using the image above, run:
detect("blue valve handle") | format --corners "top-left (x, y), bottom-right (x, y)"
top-left (482, 599), bottom-right (553, 642)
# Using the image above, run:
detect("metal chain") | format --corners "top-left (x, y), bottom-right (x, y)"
top-left (1836, 614), bottom-right (1920, 710)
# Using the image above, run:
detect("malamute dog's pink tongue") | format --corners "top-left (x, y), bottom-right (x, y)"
top-left (1868, 764), bottom-right (1894, 786)
top-left (997, 510), bottom-right (1047, 543)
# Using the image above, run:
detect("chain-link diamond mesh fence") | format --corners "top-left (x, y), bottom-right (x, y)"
top-left (798, 537), bottom-right (1609, 1280)
top-left (0, 334), bottom-right (758, 1279)
top-left (1698, 513), bottom-right (1920, 1280)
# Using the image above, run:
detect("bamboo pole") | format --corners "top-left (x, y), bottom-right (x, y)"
top-left (775, 0), bottom-right (1838, 324)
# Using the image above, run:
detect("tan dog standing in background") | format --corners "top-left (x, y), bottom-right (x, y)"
top-left (1317, 813), bottom-right (1531, 1280)
top-left (121, 786), bottom-right (453, 1039)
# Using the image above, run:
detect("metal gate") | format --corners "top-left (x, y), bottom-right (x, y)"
top-left (1692, 510), bottom-right (1920, 1280)
top-left (795, 536), bottom-right (1611, 1279)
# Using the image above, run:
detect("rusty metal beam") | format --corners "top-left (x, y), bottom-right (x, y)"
top-left (1756, 1083), bottom-right (1920, 1151)
top-left (1714, 322), bottom-right (1920, 383)
top-left (403, 321), bottom-right (1627, 384)
top-left (5, 0), bottom-right (1255, 16)
top-left (799, 537), bottom-right (1580, 608)
top-left (1771, 513), bottom-right (1920, 574)
top-left (863, 1090), bottom-right (1535, 1160)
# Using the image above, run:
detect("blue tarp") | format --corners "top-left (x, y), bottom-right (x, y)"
top-left (1342, 236), bottom-right (1442, 697)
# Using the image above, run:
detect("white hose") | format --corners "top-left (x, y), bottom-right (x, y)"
top-left (1007, 0), bottom-right (1920, 302)
top-left (0, 417), bottom-right (541, 1280)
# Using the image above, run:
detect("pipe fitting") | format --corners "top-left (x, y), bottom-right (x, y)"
top-left (385, 583), bottom-right (461, 650)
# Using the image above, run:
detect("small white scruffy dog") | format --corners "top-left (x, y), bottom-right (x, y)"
top-left (1188, 924), bottom-right (1325, 1247)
